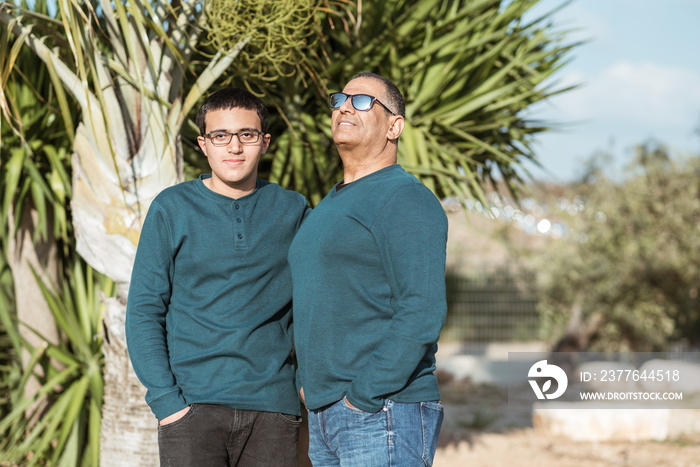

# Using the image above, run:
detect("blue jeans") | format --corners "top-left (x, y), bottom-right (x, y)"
top-left (157, 404), bottom-right (300, 466)
top-left (307, 398), bottom-right (444, 467)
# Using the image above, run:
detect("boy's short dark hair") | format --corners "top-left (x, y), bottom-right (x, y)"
top-left (196, 88), bottom-right (269, 135)
top-left (352, 71), bottom-right (405, 118)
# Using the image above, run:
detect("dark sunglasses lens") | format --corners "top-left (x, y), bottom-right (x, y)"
top-left (351, 95), bottom-right (373, 111)
top-left (329, 93), bottom-right (348, 109)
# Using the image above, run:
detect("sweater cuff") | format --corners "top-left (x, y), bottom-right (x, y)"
top-left (149, 389), bottom-right (188, 421)
top-left (295, 370), bottom-right (303, 402)
top-left (345, 385), bottom-right (383, 413)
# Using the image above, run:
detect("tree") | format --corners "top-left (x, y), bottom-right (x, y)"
top-left (1, 0), bottom-right (578, 464)
top-left (1, 0), bottom-right (319, 463)
top-left (0, 0), bottom-right (79, 442)
top-left (231, 0), bottom-right (578, 206)
top-left (535, 144), bottom-right (700, 352)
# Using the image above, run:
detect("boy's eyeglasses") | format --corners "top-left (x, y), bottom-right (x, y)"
top-left (204, 130), bottom-right (264, 146)
top-left (328, 92), bottom-right (395, 115)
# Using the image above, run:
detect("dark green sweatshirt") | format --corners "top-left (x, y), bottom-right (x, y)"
top-left (126, 175), bottom-right (309, 420)
top-left (288, 164), bottom-right (448, 413)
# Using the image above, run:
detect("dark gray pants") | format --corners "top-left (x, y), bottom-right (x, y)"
top-left (157, 404), bottom-right (300, 466)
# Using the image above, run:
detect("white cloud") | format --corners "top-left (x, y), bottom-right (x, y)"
top-left (549, 61), bottom-right (700, 130)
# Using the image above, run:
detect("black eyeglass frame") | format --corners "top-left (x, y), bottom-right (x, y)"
top-left (203, 130), bottom-right (265, 146)
top-left (328, 92), bottom-right (396, 115)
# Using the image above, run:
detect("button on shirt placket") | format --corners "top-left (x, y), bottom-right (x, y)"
top-left (233, 202), bottom-right (247, 250)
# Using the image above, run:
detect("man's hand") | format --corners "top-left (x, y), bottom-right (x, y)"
top-left (159, 406), bottom-right (190, 426)
top-left (300, 387), bottom-right (306, 408)
top-left (344, 396), bottom-right (358, 409)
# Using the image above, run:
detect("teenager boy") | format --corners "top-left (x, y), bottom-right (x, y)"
top-left (126, 88), bottom-right (308, 466)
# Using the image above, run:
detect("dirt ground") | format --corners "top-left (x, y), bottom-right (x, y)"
top-left (434, 376), bottom-right (700, 467)
top-left (434, 429), bottom-right (700, 467)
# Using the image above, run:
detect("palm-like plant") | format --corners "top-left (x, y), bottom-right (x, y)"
top-left (1, 0), bottom-right (322, 463)
top-left (247, 0), bottom-right (579, 206)
top-left (0, 0), bottom-right (76, 277)
top-left (0, 0), bottom-right (579, 464)
top-left (0, 264), bottom-right (18, 427)
top-left (0, 2), bottom-right (78, 444)
top-left (1, 0), bottom-right (246, 461)
top-left (0, 259), bottom-right (112, 466)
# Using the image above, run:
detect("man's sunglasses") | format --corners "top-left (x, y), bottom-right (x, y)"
top-left (328, 92), bottom-right (395, 115)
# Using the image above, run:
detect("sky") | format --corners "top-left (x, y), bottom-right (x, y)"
top-left (522, 0), bottom-right (700, 183)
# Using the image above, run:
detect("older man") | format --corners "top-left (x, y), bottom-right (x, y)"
top-left (289, 72), bottom-right (448, 466)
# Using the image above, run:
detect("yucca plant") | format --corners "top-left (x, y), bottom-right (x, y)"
top-left (0, 0), bottom-right (76, 278)
top-left (1, 0), bottom-right (324, 463)
top-left (244, 0), bottom-right (579, 206)
top-left (0, 263), bottom-right (19, 422)
top-left (0, 258), bottom-right (113, 466)
top-left (1, 0), bottom-right (580, 464)
top-left (0, 3), bottom-right (78, 444)
top-left (0, 45), bottom-right (75, 250)
top-left (0, 0), bottom-right (247, 460)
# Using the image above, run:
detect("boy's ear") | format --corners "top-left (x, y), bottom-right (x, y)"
top-left (197, 136), bottom-right (207, 155)
top-left (261, 133), bottom-right (271, 153)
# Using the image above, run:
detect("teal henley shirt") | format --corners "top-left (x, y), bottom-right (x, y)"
top-left (288, 164), bottom-right (448, 413)
top-left (126, 175), bottom-right (309, 420)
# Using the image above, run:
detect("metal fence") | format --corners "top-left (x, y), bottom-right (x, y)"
top-left (443, 266), bottom-right (540, 343)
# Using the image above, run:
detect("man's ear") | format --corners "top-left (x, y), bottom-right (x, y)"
top-left (387, 115), bottom-right (405, 141)
top-left (261, 133), bottom-right (271, 153)
top-left (197, 136), bottom-right (207, 156)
